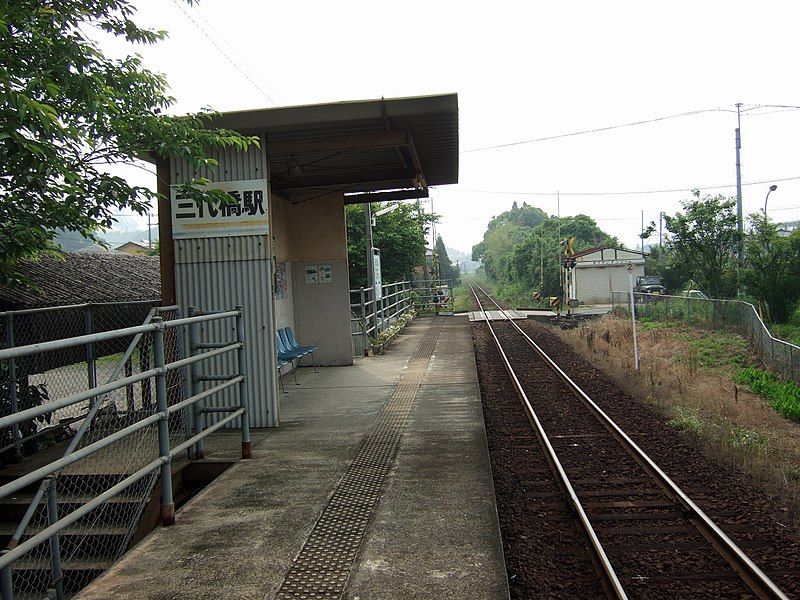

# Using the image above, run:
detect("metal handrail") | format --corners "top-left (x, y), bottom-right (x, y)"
top-left (0, 307), bottom-right (252, 599)
top-left (614, 292), bottom-right (800, 383)
top-left (0, 300), bottom-right (159, 318)
top-left (2, 305), bottom-right (177, 545)
top-left (0, 310), bottom-right (238, 361)
top-left (620, 291), bottom-right (800, 351)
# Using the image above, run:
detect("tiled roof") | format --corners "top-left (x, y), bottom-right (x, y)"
top-left (0, 253), bottom-right (161, 310)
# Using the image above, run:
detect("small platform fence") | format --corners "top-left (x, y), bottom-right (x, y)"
top-left (0, 305), bottom-right (251, 600)
top-left (349, 280), bottom-right (453, 356)
top-left (611, 292), bottom-right (800, 384)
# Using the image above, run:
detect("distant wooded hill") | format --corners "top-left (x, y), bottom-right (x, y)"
top-left (471, 201), bottom-right (618, 303)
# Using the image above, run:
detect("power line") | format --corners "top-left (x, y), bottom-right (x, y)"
top-left (435, 174), bottom-right (800, 197)
top-left (460, 107), bottom-right (734, 153)
top-left (170, 0), bottom-right (278, 106)
top-left (744, 107), bottom-right (800, 117)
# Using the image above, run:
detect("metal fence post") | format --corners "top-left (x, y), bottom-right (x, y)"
top-left (173, 307), bottom-right (194, 460)
top-left (187, 307), bottom-right (206, 459)
top-left (380, 288), bottom-right (386, 333)
top-left (46, 478), bottom-right (64, 600)
top-left (371, 287), bottom-right (379, 340)
top-left (771, 334), bottom-right (776, 366)
top-left (152, 317), bottom-right (175, 526)
top-left (359, 287), bottom-right (368, 355)
top-left (85, 306), bottom-right (96, 390)
top-left (5, 314), bottom-right (21, 460)
top-left (235, 306), bottom-right (252, 460)
top-left (0, 550), bottom-right (12, 600)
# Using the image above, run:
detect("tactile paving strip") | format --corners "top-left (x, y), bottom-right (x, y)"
top-left (276, 319), bottom-right (444, 599)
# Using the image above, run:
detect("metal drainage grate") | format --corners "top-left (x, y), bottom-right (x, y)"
top-left (276, 319), bottom-right (444, 599)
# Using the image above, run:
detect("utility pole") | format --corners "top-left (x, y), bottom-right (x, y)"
top-left (658, 211), bottom-right (664, 269)
top-left (365, 202), bottom-right (375, 293)
top-left (540, 235), bottom-right (544, 290)
top-left (147, 209), bottom-right (153, 250)
top-left (557, 191), bottom-right (562, 315)
top-left (735, 102), bottom-right (744, 293)
top-left (640, 210), bottom-right (644, 250)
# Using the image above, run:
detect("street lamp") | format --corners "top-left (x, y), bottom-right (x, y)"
top-left (764, 184), bottom-right (778, 216)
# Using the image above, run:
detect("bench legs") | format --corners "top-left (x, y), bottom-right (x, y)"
top-left (278, 367), bottom-right (287, 393)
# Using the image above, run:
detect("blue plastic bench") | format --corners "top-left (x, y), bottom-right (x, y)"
top-left (277, 357), bottom-right (289, 393)
top-left (281, 327), bottom-right (318, 373)
top-left (276, 332), bottom-right (301, 386)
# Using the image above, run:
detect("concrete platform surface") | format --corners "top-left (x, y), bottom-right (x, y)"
top-left (77, 316), bottom-right (509, 600)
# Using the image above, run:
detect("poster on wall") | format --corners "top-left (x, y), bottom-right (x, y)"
top-left (304, 265), bottom-right (319, 284)
top-left (304, 264), bottom-right (333, 285)
top-left (275, 261), bottom-right (287, 299)
top-left (318, 264), bottom-right (332, 284)
top-left (171, 179), bottom-right (269, 239)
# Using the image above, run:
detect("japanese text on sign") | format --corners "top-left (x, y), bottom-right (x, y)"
top-left (171, 179), bottom-right (269, 239)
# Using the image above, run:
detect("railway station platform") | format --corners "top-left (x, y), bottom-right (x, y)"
top-left (76, 316), bottom-right (509, 600)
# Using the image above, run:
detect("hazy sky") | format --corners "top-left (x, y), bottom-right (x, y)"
top-left (107, 0), bottom-right (800, 253)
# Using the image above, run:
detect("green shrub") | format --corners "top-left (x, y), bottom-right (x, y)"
top-left (735, 367), bottom-right (800, 422)
top-left (669, 406), bottom-right (704, 434)
top-left (688, 334), bottom-right (749, 369)
top-left (770, 323), bottom-right (800, 346)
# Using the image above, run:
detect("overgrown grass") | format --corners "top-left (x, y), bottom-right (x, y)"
top-left (668, 405), bottom-right (767, 454)
top-left (451, 283), bottom-right (473, 312)
top-left (687, 332), bottom-right (749, 370)
top-left (771, 323), bottom-right (800, 346)
top-left (669, 406), bottom-right (704, 434)
top-left (736, 367), bottom-right (800, 422)
top-left (556, 314), bottom-right (800, 527)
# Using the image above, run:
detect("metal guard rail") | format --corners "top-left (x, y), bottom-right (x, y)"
top-left (0, 306), bottom-right (252, 598)
top-left (349, 280), bottom-right (454, 355)
top-left (614, 292), bottom-right (800, 384)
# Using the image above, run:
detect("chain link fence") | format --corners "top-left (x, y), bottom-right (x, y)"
top-left (611, 292), bottom-right (800, 384)
top-left (0, 302), bottom-right (200, 599)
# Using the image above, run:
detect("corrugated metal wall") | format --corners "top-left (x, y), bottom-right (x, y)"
top-left (171, 144), bottom-right (266, 183)
top-left (171, 140), bottom-right (279, 428)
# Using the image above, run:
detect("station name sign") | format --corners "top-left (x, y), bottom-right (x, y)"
top-left (171, 179), bottom-right (269, 239)
top-left (577, 258), bottom-right (645, 267)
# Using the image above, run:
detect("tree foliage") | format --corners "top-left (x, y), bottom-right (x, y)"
top-left (435, 234), bottom-right (460, 284)
top-left (742, 213), bottom-right (800, 323)
top-left (507, 214), bottom-right (618, 296)
top-left (663, 191), bottom-right (740, 299)
top-left (471, 201), bottom-right (547, 280)
top-left (1, 0), bottom-right (258, 285)
top-left (471, 199), bottom-right (618, 300)
top-left (346, 202), bottom-right (435, 289)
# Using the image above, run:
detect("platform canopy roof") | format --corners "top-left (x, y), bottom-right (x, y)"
top-left (206, 93), bottom-right (458, 204)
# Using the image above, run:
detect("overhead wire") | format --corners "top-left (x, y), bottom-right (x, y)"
top-left (169, 0), bottom-right (278, 106)
top-left (461, 102), bottom-right (800, 153)
top-left (437, 175), bottom-right (800, 198)
top-left (460, 107), bottom-right (734, 153)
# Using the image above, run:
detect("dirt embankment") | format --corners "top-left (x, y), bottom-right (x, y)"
top-left (556, 314), bottom-right (800, 526)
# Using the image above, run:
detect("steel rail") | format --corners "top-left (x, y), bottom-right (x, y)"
top-left (473, 282), bottom-right (789, 600)
top-left (469, 284), bottom-right (628, 600)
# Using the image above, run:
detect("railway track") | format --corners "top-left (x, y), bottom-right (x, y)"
top-left (470, 283), bottom-right (791, 599)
